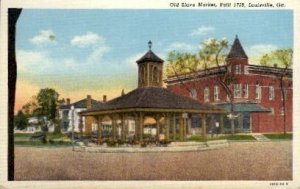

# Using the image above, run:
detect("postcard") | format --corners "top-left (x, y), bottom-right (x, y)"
top-left (0, 0), bottom-right (299, 188)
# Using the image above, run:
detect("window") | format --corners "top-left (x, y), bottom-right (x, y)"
top-left (153, 66), bottom-right (158, 82)
top-left (235, 65), bottom-right (242, 74)
top-left (234, 84), bottom-right (242, 98)
top-left (243, 84), bottom-right (249, 98)
top-left (280, 107), bottom-right (285, 115)
top-left (190, 88), bottom-right (197, 100)
top-left (255, 84), bottom-right (261, 100)
top-left (214, 86), bottom-right (220, 101)
top-left (204, 87), bottom-right (210, 102)
top-left (269, 108), bottom-right (275, 115)
top-left (269, 86), bottom-right (275, 100)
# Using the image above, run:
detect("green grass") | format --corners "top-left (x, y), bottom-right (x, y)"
top-left (188, 134), bottom-right (256, 142)
top-left (264, 133), bottom-right (292, 140)
top-left (187, 135), bottom-right (207, 142)
top-left (14, 140), bottom-right (72, 147)
top-left (219, 134), bottom-right (256, 140)
top-left (14, 133), bottom-right (33, 137)
top-left (47, 132), bottom-right (66, 139)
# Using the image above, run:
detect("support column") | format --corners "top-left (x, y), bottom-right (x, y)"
top-left (183, 118), bottom-right (187, 141)
top-left (179, 117), bottom-right (184, 141)
top-left (165, 114), bottom-right (170, 141)
top-left (220, 114), bottom-right (224, 134)
top-left (121, 115), bottom-right (126, 141)
top-left (112, 116), bottom-right (117, 140)
top-left (155, 116), bottom-right (160, 140)
top-left (200, 114), bottom-right (207, 138)
top-left (139, 113), bottom-right (144, 142)
top-left (97, 116), bottom-right (103, 145)
top-left (172, 114), bottom-right (176, 141)
top-left (134, 115), bottom-right (139, 141)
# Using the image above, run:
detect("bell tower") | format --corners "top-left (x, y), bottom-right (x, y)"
top-left (136, 41), bottom-right (164, 88)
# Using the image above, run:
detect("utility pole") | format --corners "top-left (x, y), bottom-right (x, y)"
top-left (71, 105), bottom-right (75, 151)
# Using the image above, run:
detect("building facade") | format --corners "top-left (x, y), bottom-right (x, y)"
top-left (166, 36), bottom-right (292, 133)
top-left (58, 95), bottom-right (103, 133)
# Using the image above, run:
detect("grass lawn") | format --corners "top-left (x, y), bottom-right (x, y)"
top-left (14, 140), bottom-right (72, 147)
top-left (188, 134), bottom-right (256, 142)
top-left (14, 133), bottom-right (33, 137)
top-left (264, 133), bottom-right (292, 140)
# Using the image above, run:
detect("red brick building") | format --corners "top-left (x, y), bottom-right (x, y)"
top-left (165, 36), bottom-right (292, 133)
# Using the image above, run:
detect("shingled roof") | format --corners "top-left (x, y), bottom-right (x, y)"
top-left (60, 98), bottom-right (101, 109)
top-left (136, 50), bottom-right (164, 64)
top-left (83, 87), bottom-right (221, 113)
top-left (227, 36), bottom-right (248, 59)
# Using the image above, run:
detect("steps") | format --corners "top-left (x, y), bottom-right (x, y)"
top-left (251, 133), bottom-right (271, 141)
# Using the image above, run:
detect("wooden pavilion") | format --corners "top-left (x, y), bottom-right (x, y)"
top-left (80, 41), bottom-right (225, 142)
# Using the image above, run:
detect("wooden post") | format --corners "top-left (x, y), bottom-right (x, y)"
top-left (220, 114), bottom-right (224, 134)
top-left (121, 115), bottom-right (126, 141)
top-left (201, 114), bottom-right (207, 138)
top-left (139, 113), bottom-right (144, 142)
top-left (179, 117), bottom-right (184, 141)
top-left (112, 116), bottom-right (117, 140)
top-left (156, 116), bottom-right (160, 140)
top-left (173, 114), bottom-right (176, 141)
top-left (135, 115), bottom-right (139, 141)
top-left (97, 116), bottom-right (103, 144)
top-left (183, 118), bottom-right (187, 141)
top-left (165, 114), bottom-right (170, 141)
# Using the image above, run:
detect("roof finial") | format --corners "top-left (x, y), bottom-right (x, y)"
top-left (148, 40), bottom-right (152, 50)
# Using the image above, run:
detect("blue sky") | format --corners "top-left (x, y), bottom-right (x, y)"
top-left (15, 9), bottom-right (293, 110)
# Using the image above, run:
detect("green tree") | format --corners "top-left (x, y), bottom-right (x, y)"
top-left (259, 49), bottom-right (293, 134)
top-left (35, 88), bottom-right (61, 133)
top-left (166, 38), bottom-right (240, 134)
top-left (14, 110), bottom-right (28, 130)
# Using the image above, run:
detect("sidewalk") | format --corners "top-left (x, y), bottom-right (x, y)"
top-left (74, 140), bottom-right (229, 153)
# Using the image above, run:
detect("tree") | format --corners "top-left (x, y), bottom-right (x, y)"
top-left (35, 88), bottom-right (60, 133)
top-left (259, 49), bottom-right (293, 134)
top-left (166, 38), bottom-right (239, 134)
top-left (14, 110), bottom-right (28, 130)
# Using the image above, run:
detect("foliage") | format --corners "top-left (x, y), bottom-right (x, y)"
top-left (264, 133), bottom-right (292, 140)
top-left (14, 110), bottom-right (28, 130)
top-left (35, 88), bottom-right (60, 121)
top-left (259, 49), bottom-right (293, 68)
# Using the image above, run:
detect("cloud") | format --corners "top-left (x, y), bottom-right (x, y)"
top-left (87, 46), bottom-right (111, 64)
top-left (189, 26), bottom-right (215, 36)
top-left (71, 32), bottom-right (103, 48)
top-left (167, 42), bottom-right (198, 52)
top-left (247, 44), bottom-right (279, 57)
top-left (30, 30), bottom-right (56, 45)
top-left (16, 50), bottom-right (52, 72)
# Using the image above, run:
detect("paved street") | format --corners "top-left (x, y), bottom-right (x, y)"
top-left (15, 141), bottom-right (292, 180)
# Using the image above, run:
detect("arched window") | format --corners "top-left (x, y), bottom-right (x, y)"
top-left (190, 88), bottom-right (197, 99)
top-left (204, 87), bottom-right (210, 102)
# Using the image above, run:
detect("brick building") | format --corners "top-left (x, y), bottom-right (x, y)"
top-left (165, 36), bottom-right (292, 133)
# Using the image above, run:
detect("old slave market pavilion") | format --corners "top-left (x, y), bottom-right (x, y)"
top-left (80, 41), bottom-right (225, 142)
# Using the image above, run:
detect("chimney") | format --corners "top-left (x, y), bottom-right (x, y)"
top-left (273, 63), bottom-right (278, 68)
top-left (66, 98), bottom-right (70, 105)
top-left (103, 95), bottom-right (107, 103)
top-left (121, 89), bottom-right (125, 96)
top-left (86, 95), bottom-right (92, 109)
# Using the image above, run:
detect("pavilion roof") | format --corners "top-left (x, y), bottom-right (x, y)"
top-left (136, 50), bottom-right (164, 64)
top-left (81, 87), bottom-right (223, 115)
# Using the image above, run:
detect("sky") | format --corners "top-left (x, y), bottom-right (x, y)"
top-left (15, 9), bottom-right (293, 112)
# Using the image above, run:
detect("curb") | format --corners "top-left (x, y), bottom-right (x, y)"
top-left (73, 140), bottom-right (229, 153)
